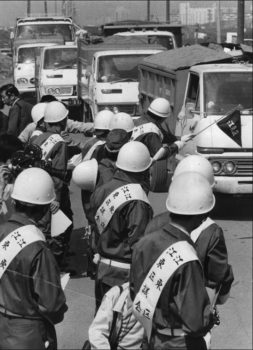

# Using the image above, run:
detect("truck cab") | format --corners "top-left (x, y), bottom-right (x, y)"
top-left (35, 43), bottom-right (82, 119)
top-left (77, 36), bottom-right (164, 121)
top-left (14, 43), bottom-right (56, 94)
top-left (177, 63), bottom-right (252, 194)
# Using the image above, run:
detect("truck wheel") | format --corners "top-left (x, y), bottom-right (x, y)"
top-left (150, 159), bottom-right (171, 193)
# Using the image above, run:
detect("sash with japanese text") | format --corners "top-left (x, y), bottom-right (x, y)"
top-left (191, 217), bottom-right (215, 243)
top-left (40, 134), bottom-right (64, 160)
top-left (133, 240), bottom-right (199, 340)
top-left (83, 140), bottom-right (105, 161)
top-left (95, 184), bottom-right (150, 234)
top-left (0, 225), bottom-right (45, 279)
top-left (131, 123), bottom-right (163, 141)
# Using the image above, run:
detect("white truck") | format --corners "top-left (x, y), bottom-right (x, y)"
top-left (35, 43), bottom-right (82, 120)
top-left (13, 43), bottom-right (58, 95)
top-left (77, 36), bottom-right (165, 121)
top-left (138, 45), bottom-right (253, 194)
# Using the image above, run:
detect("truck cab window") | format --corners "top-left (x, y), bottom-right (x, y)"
top-left (186, 73), bottom-right (200, 109)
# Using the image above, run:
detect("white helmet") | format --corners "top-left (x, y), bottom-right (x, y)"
top-left (31, 102), bottom-right (47, 124)
top-left (173, 155), bottom-right (215, 187)
top-left (94, 110), bottom-right (114, 130)
top-left (148, 97), bottom-right (171, 118)
top-left (109, 112), bottom-right (134, 132)
top-left (72, 159), bottom-right (98, 191)
top-left (44, 101), bottom-right (69, 123)
top-left (116, 141), bottom-right (152, 172)
top-left (166, 172), bottom-right (215, 215)
top-left (11, 167), bottom-right (55, 205)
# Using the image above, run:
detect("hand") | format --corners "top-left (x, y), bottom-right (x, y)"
top-left (174, 140), bottom-right (185, 150)
top-left (50, 200), bottom-right (60, 214)
top-left (181, 134), bottom-right (194, 142)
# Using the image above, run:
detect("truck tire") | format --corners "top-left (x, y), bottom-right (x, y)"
top-left (150, 159), bottom-right (171, 193)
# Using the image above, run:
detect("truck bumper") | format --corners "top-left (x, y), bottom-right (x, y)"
top-left (214, 176), bottom-right (253, 194)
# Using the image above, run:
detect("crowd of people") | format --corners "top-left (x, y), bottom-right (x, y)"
top-left (0, 84), bottom-right (234, 350)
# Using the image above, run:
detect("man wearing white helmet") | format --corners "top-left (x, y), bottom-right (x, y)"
top-left (130, 172), bottom-right (216, 350)
top-left (132, 97), bottom-right (193, 162)
top-left (145, 155), bottom-right (234, 307)
top-left (109, 112), bottom-right (135, 139)
top-left (81, 109), bottom-right (114, 161)
top-left (31, 101), bottom-right (72, 271)
top-left (18, 96), bottom-right (94, 144)
top-left (0, 168), bottom-right (67, 349)
top-left (90, 141), bottom-right (154, 311)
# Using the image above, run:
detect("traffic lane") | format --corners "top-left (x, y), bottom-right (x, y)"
top-left (57, 185), bottom-right (252, 349)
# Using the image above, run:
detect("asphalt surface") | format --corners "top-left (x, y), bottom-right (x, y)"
top-left (56, 182), bottom-right (252, 350)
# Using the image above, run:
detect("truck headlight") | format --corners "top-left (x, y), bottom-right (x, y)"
top-left (212, 161), bottom-right (222, 174)
top-left (17, 78), bottom-right (28, 84)
top-left (47, 88), bottom-right (54, 94)
top-left (223, 161), bottom-right (236, 174)
top-left (55, 88), bottom-right (60, 95)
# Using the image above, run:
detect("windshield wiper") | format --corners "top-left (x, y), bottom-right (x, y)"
top-left (54, 61), bottom-right (77, 70)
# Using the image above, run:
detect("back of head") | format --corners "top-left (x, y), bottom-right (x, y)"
top-left (148, 97), bottom-right (171, 118)
top-left (11, 167), bottom-right (55, 205)
top-left (0, 134), bottom-right (24, 163)
top-left (44, 101), bottom-right (68, 123)
top-left (105, 129), bottom-right (129, 154)
top-left (116, 141), bottom-right (152, 172)
top-left (31, 102), bottom-right (48, 124)
top-left (94, 109), bottom-right (114, 130)
top-left (0, 83), bottom-right (20, 98)
top-left (72, 159), bottom-right (98, 191)
top-left (173, 155), bottom-right (215, 187)
top-left (40, 94), bottom-right (58, 103)
top-left (109, 112), bottom-right (134, 133)
top-left (166, 171), bottom-right (215, 215)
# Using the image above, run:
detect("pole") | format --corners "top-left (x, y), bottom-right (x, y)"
top-left (216, 0), bottom-right (221, 43)
top-left (166, 0), bottom-right (170, 23)
top-left (27, 0), bottom-right (31, 16)
top-left (237, 0), bottom-right (245, 44)
top-left (44, 1), bottom-right (48, 16)
top-left (147, 0), bottom-right (150, 21)
top-left (54, 0), bottom-right (57, 15)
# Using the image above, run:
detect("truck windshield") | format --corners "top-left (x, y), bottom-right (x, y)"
top-left (44, 47), bottom-right (77, 69)
top-left (16, 24), bottom-right (73, 41)
top-left (18, 47), bottom-right (36, 63)
top-left (204, 72), bottom-right (253, 115)
top-left (97, 54), bottom-right (151, 82)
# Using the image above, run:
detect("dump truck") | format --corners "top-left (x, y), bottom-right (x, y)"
top-left (139, 45), bottom-right (253, 194)
top-left (77, 36), bottom-right (165, 121)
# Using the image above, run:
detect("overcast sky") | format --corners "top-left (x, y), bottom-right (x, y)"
top-left (0, 1), bottom-right (251, 28)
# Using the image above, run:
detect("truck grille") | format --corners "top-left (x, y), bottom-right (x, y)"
top-left (210, 157), bottom-right (253, 176)
top-left (235, 158), bottom-right (253, 176)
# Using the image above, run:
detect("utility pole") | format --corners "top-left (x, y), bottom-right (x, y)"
top-left (44, 1), bottom-right (48, 16)
top-left (147, 0), bottom-right (150, 21)
top-left (166, 0), bottom-right (170, 23)
top-left (237, 0), bottom-right (245, 43)
top-left (27, 0), bottom-right (31, 16)
top-left (216, 0), bottom-right (221, 43)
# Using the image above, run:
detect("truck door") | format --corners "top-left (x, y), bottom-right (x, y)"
top-left (176, 72), bottom-right (201, 154)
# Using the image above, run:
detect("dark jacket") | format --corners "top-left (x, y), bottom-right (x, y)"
top-left (130, 223), bottom-right (214, 348)
top-left (145, 212), bottom-right (234, 299)
top-left (7, 98), bottom-right (33, 136)
top-left (90, 170), bottom-right (153, 286)
top-left (133, 115), bottom-right (178, 157)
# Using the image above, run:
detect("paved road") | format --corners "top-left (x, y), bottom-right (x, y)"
top-left (56, 182), bottom-right (252, 349)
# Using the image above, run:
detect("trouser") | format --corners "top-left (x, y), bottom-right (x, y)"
top-left (148, 332), bottom-right (209, 350)
top-left (94, 278), bottom-right (112, 314)
top-left (0, 313), bottom-right (57, 350)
